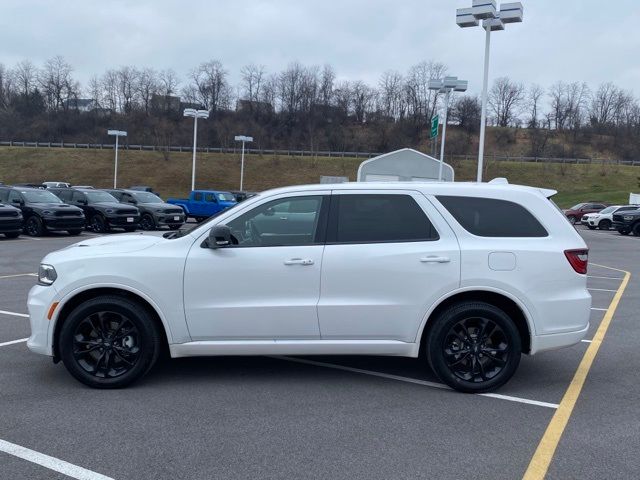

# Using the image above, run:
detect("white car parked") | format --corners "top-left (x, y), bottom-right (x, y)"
top-left (582, 205), bottom-right (639, 230)
top-left (27, 182), bottom-right (591, 392)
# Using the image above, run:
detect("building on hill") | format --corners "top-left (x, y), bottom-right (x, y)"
top-left (63, 98), bottom-right (99, 112)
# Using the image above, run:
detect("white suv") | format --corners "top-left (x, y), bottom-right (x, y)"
top-left (582, 205), bottom-right (639, 230)
top-left (27, 182), bottom-right (591, 392)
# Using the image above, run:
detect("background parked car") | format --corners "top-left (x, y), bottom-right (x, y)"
top-left (106, 188), bottom-right (185, 231)
top-left (0, 186), bottom-right (85, 236)
top-left (582, 205), bottom-right (639, 230)
top-left (42, 181), bottom-right (71, 188)
top-left (563, 202), bottom-right (607, 224)
top-left (129, 185), bottom-right (160, 196)
top-left (167, 190), bottom-right (237, 222)
top-left (612, 208), bottom-right (640, 235)
top-left (230, 190), bottom-right (258, 202)
top-left (0, 202), bottom-right (23, 238)
top-left (49, 187), bottom-right (140, 233)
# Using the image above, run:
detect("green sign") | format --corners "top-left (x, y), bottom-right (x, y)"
top-left (430, 115), bottom-right (439, 139)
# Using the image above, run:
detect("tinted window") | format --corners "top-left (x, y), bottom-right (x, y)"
top-left (85, 191), bottom-right (118, 203)
top-left (205, 193), bottom-right (217, 203)
top-left (72, 191), bottom-right (86, 203)
top-left (617, 206), bottom-right (638, 212)
top-left (8, 190), bottom-right (22, 204)
top-left (0, 189), bottom-right (8, 202)
top-left (437, 196), bottom-right (548, 237)
top-left (216, 192), bottom-right (236, 202)
top-left (21, 190), bottom-right (63, 204)
top-left (54, 190), bottom-right (72, 202)
top-left (194, 192), bottom-right (203, 201)
top-left (227, 196), bottom-right (324, 247)
top-left (130, 191), bottom-right (162, 203)
top-left (334, 194), bottom-right (438, 243)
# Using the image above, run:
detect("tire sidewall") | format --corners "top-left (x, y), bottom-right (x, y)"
top-left (598, 220), bottom-right (611, 230)
top-left (140, 213), bottom-right (155, 231)
top-left (427, 302), bottom-right (521, 393)
top-left (59, 296), bottom-right (159, 388)
top-left (25, 216), bottom-right (44, 236)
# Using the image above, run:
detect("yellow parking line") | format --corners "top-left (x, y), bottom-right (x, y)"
top-left (0, 273), bottom-right (37, 280)
top-left (522, 265), bottom-right (630, 479)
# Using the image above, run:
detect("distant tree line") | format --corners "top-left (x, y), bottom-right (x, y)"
top-left (1, 56), bottom-right (640, 159)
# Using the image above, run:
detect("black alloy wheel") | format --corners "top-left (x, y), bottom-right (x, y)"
top-left (633, 222), bottom-right (640, 236)
top-left (59, 296), bottom-right (161, 388)
top-left (598, 219), bottom-right (611, 230)
top-left (427, 302), bottom-right (521, 393)
top-left (25, 216), bottom-right (44, 236)
top-left (91, 214), bottom-right (109, 233)
top-left (140, 213), bottom-right (156, 231)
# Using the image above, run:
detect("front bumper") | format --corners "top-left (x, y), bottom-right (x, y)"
top-left (43, 216), bottom-right (85, 231)
top-left (0, 217), bottom-right (23, 233)
top-left (106, 214), bottom-right (140, 227)
top-left (154, 213), bottom-right (185, 226)
top-left (27, 284), bottom-right (58, 356)
top-left (612, 221), bottom-right (632, 230)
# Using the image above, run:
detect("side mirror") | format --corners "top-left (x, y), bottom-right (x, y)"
top-left (11, 198), bottom-right (23, 206)
top-left (208, 224), bottom-right (232, 249)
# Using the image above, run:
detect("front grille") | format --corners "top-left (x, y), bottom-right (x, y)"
top-left (165, 208), bottom-right (184, 215)
top-left (0, 210), bottom-right (20, 218)
top-left (55, 210), bottom-right (83, 217)
top-left (116, 209), bottom-right (138, 215)
top-left (613, 214), bottom-right (624, 222)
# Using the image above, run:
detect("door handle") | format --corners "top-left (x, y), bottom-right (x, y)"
top-left (420, 256), bottom-right (451, 263)
top-left (279, 216), bottom-right (288, 220)
top-left (284, 258), bottom-right (314, 266)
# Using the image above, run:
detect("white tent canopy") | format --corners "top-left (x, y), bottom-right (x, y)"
top-left (357, 148), bottom-right (455, 182)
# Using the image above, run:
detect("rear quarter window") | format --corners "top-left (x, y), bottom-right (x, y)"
top-left (437, 196), bottom-right (548, 238)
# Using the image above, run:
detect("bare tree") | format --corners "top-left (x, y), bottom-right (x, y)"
top-left (101, 69), bottom-right (119, 112)
top-left (549, 81), bottom-right (568, 130)
top-left (240, 64), bottom-right (265, 108)
top-left (590, 82), bottom-right (621, 127)
top-left (189, 60), bottom-right (231, 112)
top-left (117, 66), bottom-right (139, 113)
top-left (12, 60), bottom-right (37, 96)
top-left (489, 77), bottom-right (524, 127)
top-left (451, 95), bottom-right (481, 132)
top-left (378, 70), bottom-right (404, 120)
top-left (319, 64), bottom-right (335, 106)
top-left (527, 84), bottom-right (544, 128)
top-left (405, 61), bottom-right (447, 123)
top-left (39, 56), bottom-right (77, 112)
top-left (137, 68), bottom-right (159, 114)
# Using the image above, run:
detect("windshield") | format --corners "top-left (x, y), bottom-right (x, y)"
top-left (85, 191), bottom-right (118, 203)
top-left (217, 192), bottom-right (236, 202)
top-left (569, 203), bottom-right (587, 210)
top-left (599, 206), bottom-right (616, 214)
top-left (21, 190), bottom-right (63, 203)
top-left (166, 197), bottom-right (248, 239)
top-left (131, 191), bottom-right (163, 203)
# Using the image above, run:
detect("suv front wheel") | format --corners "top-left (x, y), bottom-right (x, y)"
top-left (427, 301), bottom-right (521, 393)
top-left (59, 296), bottom-right (161, 388)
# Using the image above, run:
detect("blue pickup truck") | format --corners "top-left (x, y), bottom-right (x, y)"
top-left (167, 190), bottom-right (237, 222)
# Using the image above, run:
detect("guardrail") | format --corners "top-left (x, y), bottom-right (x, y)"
top-left (1, 141), bottom-right (639, 166)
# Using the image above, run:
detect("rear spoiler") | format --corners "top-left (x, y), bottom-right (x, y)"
top-left (488, 178), bottom-right (557, 198)
top-left (539, 188), bottom-right (558, 198)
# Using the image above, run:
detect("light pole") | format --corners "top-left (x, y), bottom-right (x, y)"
top-left (183, 108), bottom-right (210, 191)
top-left (107, 129), bottom-right (127, 188)
top-left (428, 76), bottom-right (468, 181)
top-left (234, 135), bottom-right (253, 191)
top-left (456, 1), bottom-right (523, 182)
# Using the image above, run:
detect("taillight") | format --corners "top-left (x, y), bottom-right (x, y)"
top-left (565, 249), bottom-right (589, 274)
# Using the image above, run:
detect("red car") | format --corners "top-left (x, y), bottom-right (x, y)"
top-left (563, 202), bottom-right (607, 225)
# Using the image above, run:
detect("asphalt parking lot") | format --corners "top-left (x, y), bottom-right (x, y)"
top-left (0, 226), bottom-right (638, 480)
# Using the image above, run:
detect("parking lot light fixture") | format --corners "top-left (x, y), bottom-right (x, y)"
top-left (429, 77), bottom-right (468, 181)
top-left (234, 135), bottom-right (254, 191)
top-left (184, 108), bottom-right (210, 191)
top-left (456, 1), bottom-right (523, 182)
top-left (107, 129), bottom-right (127, 188)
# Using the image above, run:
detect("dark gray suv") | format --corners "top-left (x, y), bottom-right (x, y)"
top-left (106, 189), bottom-right (186, 231)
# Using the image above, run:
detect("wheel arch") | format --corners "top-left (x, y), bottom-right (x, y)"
top-left (51, 286), bottom-right (171, 361)
top-left (417, 288), bottom-right (533, 356)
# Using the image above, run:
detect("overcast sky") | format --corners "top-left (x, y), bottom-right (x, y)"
top-left (2, 0), bottom-right (640, 96)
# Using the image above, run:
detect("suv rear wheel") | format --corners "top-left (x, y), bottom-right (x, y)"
top-left (59, 296), bottom-right (161, 388)
top-left (427, 301), bottom-right (521, 393)
top-left (598, 219), bottom-right (611, 230)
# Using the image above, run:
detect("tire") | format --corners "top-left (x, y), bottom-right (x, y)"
top-left (426, 301), bottom-right (521, 393)
top-left (619, 229), bottom-right (630, 235)
top-left (67, 229), bottom-right (83, 236)
top-left (59, 295), bottom-right (161, 389)
top-left (632, 223), bottom-right (640, 236)
top-left (25, 216), bottom-right (45, 236)
top-left (123, 226), bottom-right (137, 232)
top-left (4, 231), bottom-right (20, 239)
top-left (195, 217), bottom-right (206, 223)
top-left (587, 225), bottom-right (596, 230)
top-left (90, 214), bottom-right (110, 233)
top-left (598, 220), bottom-right (611, 230)
top-left (567, 216), bottom-right (577, 225)
top-left (140, 213), bottom-right (156, 231)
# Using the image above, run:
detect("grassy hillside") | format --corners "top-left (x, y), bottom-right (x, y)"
top-left (0, 147), bottom-right (638, 208)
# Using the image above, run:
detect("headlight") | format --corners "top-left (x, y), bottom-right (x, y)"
top-left (38, 264), bottom-right (57, 286)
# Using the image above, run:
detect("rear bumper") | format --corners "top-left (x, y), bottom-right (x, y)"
top-left (530, 323), bottom-right (589, 354)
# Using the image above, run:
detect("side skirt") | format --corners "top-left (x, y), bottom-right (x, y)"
top-left (169, 339), bottom-right (419, 358)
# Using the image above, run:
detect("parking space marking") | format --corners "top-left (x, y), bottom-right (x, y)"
top-left (523, 265), bottom-right (631, 480)
top-left (0, 438), bottom-right (114, 480)
top-left (587, 275), bottom-right (624, 280)
top-left (587, 288), bottom-right (617, 293)
top-left (0, 310), bottom-right (29, 318)
top-left (590, 307), bottom-right (607, 311)
top-left (274, 356), bottom-right (559, 409)
top-left (0, 273), bottom-right (37, 279)
top-left (580, 340), bottom-right (592, 344)
top-left (0, 338), bottom-right (28, 347)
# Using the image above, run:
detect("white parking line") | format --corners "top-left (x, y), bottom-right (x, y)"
top-left (273, 356), bottom-right (558, 409)
top-left (587, 275), bottom-right (624, 280)
top-left (588, 288), bottom-right (617, 293)
top-left (0, 273), bottom-right (37, 279)
top-left (590, 308), bottom-right (608, 312)
top-left (0, 438), bottom-right (115, 480)
top-left (0, 310), bottom-right (29, 318)
top-left (581, 340), bottom-right (593, 344)
top-left (0, 338), bottom-right (28, 347)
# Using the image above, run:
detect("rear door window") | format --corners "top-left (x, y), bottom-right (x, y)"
top-left (331, 194), bottom-right (438, 243)
top-left (193, 192), bottom-right (203, 201)
top-left (437, 196), bottom-right (548, 237)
